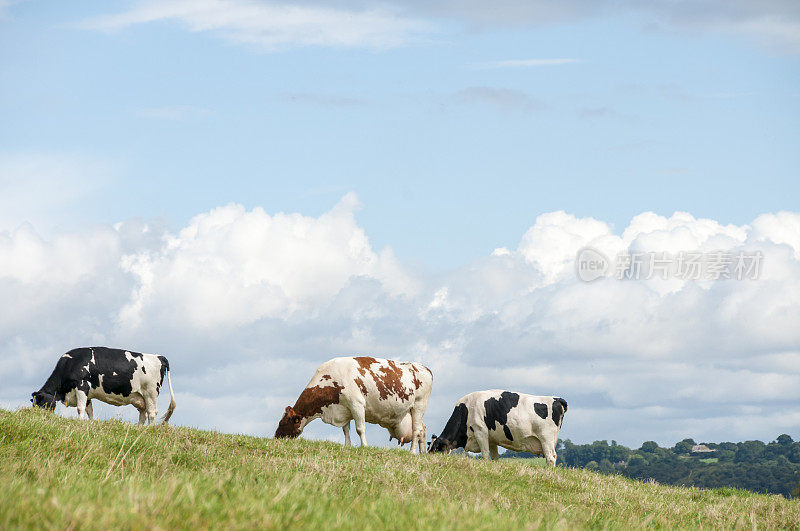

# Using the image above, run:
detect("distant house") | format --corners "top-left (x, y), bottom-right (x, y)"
top-left (691, 444), bottom-right (714, 453)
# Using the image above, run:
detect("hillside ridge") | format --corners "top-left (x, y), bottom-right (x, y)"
top-left (1, 408), bottom-right (798, 529)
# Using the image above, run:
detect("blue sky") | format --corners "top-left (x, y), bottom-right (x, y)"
top-left (2, 0), bottom-right (798, 267)
top-left (1, 1), bottom-right (799, 446)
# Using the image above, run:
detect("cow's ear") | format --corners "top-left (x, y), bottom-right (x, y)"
top-left (284, 406), bottom-right (294, 415)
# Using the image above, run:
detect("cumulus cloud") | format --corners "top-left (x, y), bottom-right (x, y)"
top-left (1, 195), bottom-right (799, 447)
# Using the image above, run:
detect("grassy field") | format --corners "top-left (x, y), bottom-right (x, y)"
top-left (1, 408), bottom-right (798, 529)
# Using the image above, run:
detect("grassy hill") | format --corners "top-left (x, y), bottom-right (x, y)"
top-left (1, 409), bottom-right (798, 529)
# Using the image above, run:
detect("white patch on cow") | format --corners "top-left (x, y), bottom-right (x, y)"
top-left (61, 353), bottom-right (72, 359)
top-left (90, 349), bottom-right (96, 365)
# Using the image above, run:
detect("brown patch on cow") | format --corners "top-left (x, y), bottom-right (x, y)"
top-left (354, 356), bottom-right (377, 377)
top-left (275, 380), bottom-right (345, 438)
top-left (354, 377), bottom-right (368, 396)
top-left (295, 381), bottom-right (344, 418)
top-left (354, 356), bottom-right (413, 402)
top-left (375, 360), bottom-right (411, 401)
top-left (409, 365), bottom-right (422, 390)
top-left (321, 374), bottom-right (331, 380)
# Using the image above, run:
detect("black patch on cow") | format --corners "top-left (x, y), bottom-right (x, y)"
top-left (534, 402), bottom-right (548, 419)
top-left (483, 391), bottom-right (520, 436)
top-left (469, 426), bottom-right (474, 432)
top-left (158, 356), bottom-right (169, 380)
top-left (88, 347), bottom-right (139, 397)
top-left (430, 403), bottom-right (469, 452)
top-left (551, 397), bottom-right (567, 426)
top-left (503, 425), bottom-right (513, 441)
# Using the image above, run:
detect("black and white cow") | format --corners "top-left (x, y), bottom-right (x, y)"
top-left (31, 347), bottom-right (176, 425)
top-left (429, 390), bottom-right (567, 465)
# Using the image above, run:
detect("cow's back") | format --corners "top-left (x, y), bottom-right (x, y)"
top-left (313, 356), bottom-right (431, 426)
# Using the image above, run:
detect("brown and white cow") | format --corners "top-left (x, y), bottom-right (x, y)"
top-left (275, 356), bottom-right (433, 453)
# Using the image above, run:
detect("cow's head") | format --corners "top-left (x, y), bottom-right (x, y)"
top-left (30, 391), bottom-right (57, 411)
top-left (428, 433), bottom-right (456, 454)
top-left (274, 406), bottom-right (303, 439)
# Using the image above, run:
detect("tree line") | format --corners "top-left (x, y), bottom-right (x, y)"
top-left (502, 434), bottom-right (800, 498)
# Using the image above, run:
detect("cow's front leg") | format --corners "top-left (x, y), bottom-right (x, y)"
top-left (542, 440), bottom-right (557, 466)
top-left (476, 434), bottom-right (491, 460)
top-left (75, 390), bottom-right (88, 420)
top-left (86, 400), bottom-right (94, 420)
top-left (342, 422), bottom-right (352, 446)
top-left (137, 408), bottom-right (147, 425)
top-left (489, 443), bottom-right (500, 461)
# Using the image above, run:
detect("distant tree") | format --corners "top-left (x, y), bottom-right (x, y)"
top-left (716, 449), bottom-right (735, 462)
top-left (789, 446), bottom-right (800, 464)
top-left (640, 441), bottom-right (659, 453)
top-left (777, 434), bottom-right (794, 446)
top-left (735, 440), bottom-right (766, 463)
top-left (673, 438), bottom-right (696, 455)
top-left (608, 443), bottom-right (630, 463)
top-left (792, 480), bottom-right (800, 499)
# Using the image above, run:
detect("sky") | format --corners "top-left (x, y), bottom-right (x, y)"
top-left (0, 0), bottom-right (799, 448)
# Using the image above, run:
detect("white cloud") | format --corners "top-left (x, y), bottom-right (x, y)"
top-left (1, 196), bottom-right (799, 447)
top-left (73, 0), bottom-right (800, 55)
top-left (76, 0), bottom-right (432, 51)
top-left (117, 192), bottom-right (417, 330)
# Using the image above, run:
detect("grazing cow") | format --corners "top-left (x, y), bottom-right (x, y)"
top-left (275, 356), bottom-right (432, 453)
top-left (31, 347), bottom-right (176, 425)
top-left (429, 390), bottom-right (567, 465)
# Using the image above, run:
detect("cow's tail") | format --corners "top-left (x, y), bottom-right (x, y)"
top-left (160, 366), bottom-right (176, 424)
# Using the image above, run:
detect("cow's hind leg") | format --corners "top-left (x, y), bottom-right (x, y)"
top-left (352, 408), bottom-right (367, 447)
top-left (130, 393), bottom-right (147, 425)
top-left (409, 407), bottom-right (425, 455)
top-left (145, 396), bottom-right (158, 426)
top-left (86, 400), bottom-right (94, 420)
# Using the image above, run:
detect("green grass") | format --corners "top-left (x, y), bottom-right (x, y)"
top-left (1, 408), bottom-right (798, 529)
